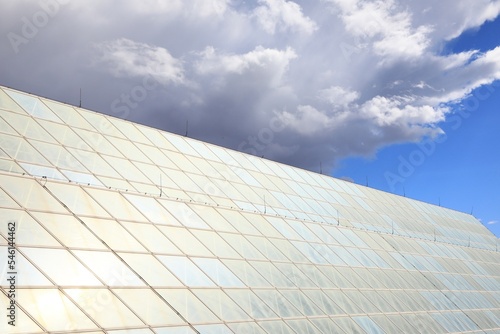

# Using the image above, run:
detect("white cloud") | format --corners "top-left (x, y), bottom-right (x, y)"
top-left (280, 105), bottom-right (333, 135)
top-left (318, 86), bottom-right (360, 107)
top-left (195, 46), bottom-right (297, 76)
top-left (360, 96), bottom-right (447, 127)
top-left (94, 39), bottom-right (186, 85)
top-left (2, 0), bottom-right (500, 172)
top-left (487, 220), bottom-right (498, 225)
top-left (328, 0), bottom-right (432, 57)
top-left (253, 0), bottom-right (318, 34)
top-left (126, 0), bottom-right (230, 18)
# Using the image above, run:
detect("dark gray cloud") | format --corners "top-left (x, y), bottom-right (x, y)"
top-left (1, 0), bottom-right (500, 173)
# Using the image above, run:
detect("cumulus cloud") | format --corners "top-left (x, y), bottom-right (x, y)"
top-left (1, 0), bottom-right (500, 173)
top-left (253, 0), bottom-right (318, 34)
top-left (328, 0), bottom-right (432, 57)
top-left (195, 46), bottom-right (297, 76)
top-left (94, 39), bottom-right (186, 85)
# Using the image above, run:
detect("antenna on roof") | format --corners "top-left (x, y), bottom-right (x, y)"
top-left (320, 162), bottom-right (323, 174)
top-left (185, 120), bottom-right (189, 137)
top-left (403, 186), bottom-right (406, 197)
top-left (470, 206), bottom-right (474, 215)
top-left (365, 176), bottom-right (368, 187)
top-left (79, 88), bottom-right (82, 108)
top-left (438, 197), bottom-right (441, 207)
top-left (159, 174), bottom-right (162, 197)
top-left (263, 195), bottom-right (266, 214)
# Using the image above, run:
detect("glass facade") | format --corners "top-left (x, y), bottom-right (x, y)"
top-left (0, 85), bottom-right (499, 333)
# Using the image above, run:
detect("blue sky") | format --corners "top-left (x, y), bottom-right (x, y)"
top-left (1, 0), bottom-right (499, 237)
top-left (335, 16), bottom-right (500, 237)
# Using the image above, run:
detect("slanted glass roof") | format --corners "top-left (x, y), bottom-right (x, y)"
top-left (0, 85), bottom-right (499, 333)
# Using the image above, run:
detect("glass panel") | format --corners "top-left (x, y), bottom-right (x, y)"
top-left (84, 188), bottom-right (147, 222)
top-left (32, 212), bottom-right (106, 249)
top-left (323, 290), bottom-right (363, 314)
top-left (137, 125), bottom-right (178, 151)
top-left (193, 289), bottom-right (250, 321)
top-left (113, 288), bottom-right (183, 326)
top-left (190, 205), bottom-right (236, 232)
top-left (0, 175), bottom-right (66, 212)
top-left (21, 247), bottom-right (102, 286)
top-left (113, 119), bottom-right (152, 144)
top-left (166, 151), bottom-right (202, 174)
top-left (157, 288), bottom-right (219, 323)
top-left (217, 208), bottom-right (261, 235)
top-left (258, 320), bottom-right (295, 334)
top-left (36, 118), bottom-right (90, 148)
top-left (191, 230), bottom-right (240, 258)
top-left (310, 317), bottom-right (346, 334)
top-left (42, 99), bottom-right (94, 129)
top-left (222, 259), bottom-right (270, 287)
top-left (254, 289), bottom-right (302, 318)
top-left (0, 186), bottom-right (19, 209)
top-left (246, 235), bottom-right (288, 261)
top-left (18, 162), bottom-right (64, 181)
top-left (60, 170), bottom-right (103, 186)
top-left (29, 139), bottom-right (88, 172)
top-left (0, 292), bottom-right (44, 333)
top-left (0, 246), bottom-right (52, 286)
top-left (0, 88), bottom-right (26, 113)
top-left (154, 327), bottom-right (196, 334)
top-left (45, 182), bottom-right (110, 218)
top-left (18, 289), bottom-right (97, 331)
top-left (332, 316), bottom-right (366, 334)
top-left (79, 109), bottom-right (126, 138)
top-left (225, 289), bottom-right (277, 319)
top-left (286, 319), bottom-right (320, 334)
top-left (227, 322), bottom-right (267, 334)
top-left (118, 253), bottom-right (182, 287)
top-left (302, 290), bottom-right (344, 315)
top-left (193, 324), bottom-right (233, 334)
top-left (0, 209), bottom-right (61, 247)
top-left (220, 233), bottom-right (266, 260)
top-left (103, 155), bottom-right (151, 183)
top-left (106, 136), bottom-right (151, 163)
top-left (121, 222), bottom-right (182, 255)
top-left (157, 226), bottom-right (212, 256)
top-left (66, 147), bottom-right (122, 178)
top-left (0, 114), bottom-right (18, 134)
top-left (274, 262), bottom-right (316, 289)
top-left (353, 316), bottom-right (386, 334)
top-left (73, 250), bottom-right (145, 286)
top-left (123, 194), bottom-right (180, 225)
top-left (271, 238), bottom-right (309, 262)
top-left (193, 258), bottom-right (244, 287)
top-left (2, 112), bottom-right (55, 143)
top-left (0, 134), bottom-right (50, 165)
top-left (65, 288), bottom-right (144, 328)
top-left (157, 255), bottom-right (215, 286)
top-left (280, 290), bottom-right (324, 316)
top-left (81, 217), bottom-right (146, 252)
top-left (243, 212), bottom-right (283, 238)
top-left (291, 241), bottom-right (329, 264)
top-left (164, 134), bottom-right (201, 157)
top-left (159, 200), bottom-right (209, 229)
top-left (4, 89), bottom-right (60, 121)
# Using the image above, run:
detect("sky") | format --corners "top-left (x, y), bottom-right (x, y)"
top-left (1, 0), bottom-right (499, 237)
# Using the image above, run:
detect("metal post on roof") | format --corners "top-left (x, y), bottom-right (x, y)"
top-left (159, 174), bottom-right (162, 197)
top-left (263, 195), bottom-right (266, 214)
